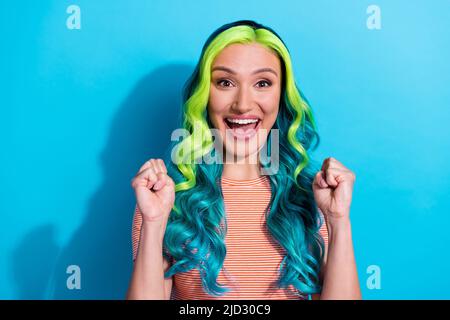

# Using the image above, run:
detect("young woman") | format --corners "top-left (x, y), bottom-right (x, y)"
top-left (126, 20), bottom-right (361, 300)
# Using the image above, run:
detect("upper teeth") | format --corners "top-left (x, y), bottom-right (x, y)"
top-left (227, 118), bottom-right (259, 124)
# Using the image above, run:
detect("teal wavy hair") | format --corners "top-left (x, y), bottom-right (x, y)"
top-left (161, 20), bottom-right (326, 298)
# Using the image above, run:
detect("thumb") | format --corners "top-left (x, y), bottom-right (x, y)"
top-left (313, 171), bottom-right (328, 190)
top-left (154, 172), bottom-right (175, 202)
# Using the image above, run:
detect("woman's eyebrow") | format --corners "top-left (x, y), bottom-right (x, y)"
top-left (212, 66), bottom-right (278, 77)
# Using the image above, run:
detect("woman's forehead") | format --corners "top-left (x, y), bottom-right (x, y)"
top-left (212, 43), bottom-right (281, 73)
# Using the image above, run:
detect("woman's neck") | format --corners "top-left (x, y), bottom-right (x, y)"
top-left (222, 162), bottom-right (261, 180)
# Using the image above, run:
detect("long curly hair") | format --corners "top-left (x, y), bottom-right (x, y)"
top-left (161, 20), bottom-right (326, 298)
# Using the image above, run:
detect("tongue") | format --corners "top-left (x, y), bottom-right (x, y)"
top-left (228, 122), bottom-right (257, 131)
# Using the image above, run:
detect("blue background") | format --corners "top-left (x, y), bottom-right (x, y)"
top-left (1, 0), bottom-right (449, 299)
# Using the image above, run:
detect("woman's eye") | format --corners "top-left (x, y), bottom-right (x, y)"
top-left (217, 79), bottom-right (233, 87)
top-left (257, 80), bottom-right (271, 88)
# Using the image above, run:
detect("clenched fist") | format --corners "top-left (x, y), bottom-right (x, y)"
top-left (130, 159), bottom-right (175, 223)
top-left (312, 157), bottom-right (355, 226)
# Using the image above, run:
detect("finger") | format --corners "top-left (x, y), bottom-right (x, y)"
top-left (164, 174), bottom-right (175, 190)
top-left (153, 172), bottom-right (168, 191)
top-left (314, 171), bottom-right (321, 186)
top-left (320, 159), bottom-right (328, 172)
top-left (324, 168), bottom-right (339, 187)
top-left (152, 159), bottom-right (164, 173)
top-left (157, 159), bottom-right (167, 174)
top-left (139, 167), bottom-right (158, 189)
top-left (335, 170), bottom-right (356, 184)
top-left (319, 171), bottom-right (329, 188)
top-left (131, 167), bottom-right (157, 190)
top-left (326, 157), bottom-right (347, 170)
top-left (167, 176), bottom-right (175, 189)
top-left (314, 171), bottom-right (328, 188)
top-left (150, 158), bottom-right (162, 173)
top-left (137, 159), bottom-right (153, 175)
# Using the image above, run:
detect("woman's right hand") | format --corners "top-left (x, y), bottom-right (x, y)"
top-left (131, 159), bottom-right (175, 224)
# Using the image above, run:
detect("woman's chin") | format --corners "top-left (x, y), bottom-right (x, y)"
top-left (223, 147), bottom-right (261, 163)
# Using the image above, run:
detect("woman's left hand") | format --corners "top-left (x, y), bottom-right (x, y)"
top-left (312, 157), bottom-right (356, 224)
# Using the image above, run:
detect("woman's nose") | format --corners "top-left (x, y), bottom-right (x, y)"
top-left (231, 87), bottom-right (253, 113)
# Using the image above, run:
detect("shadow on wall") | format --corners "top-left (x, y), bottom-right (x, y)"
top-left (10, 225), bottom-right (60, 299)
top-left (11, 64), bottom-right (193, 299)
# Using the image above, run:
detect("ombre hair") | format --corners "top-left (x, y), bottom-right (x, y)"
top-left (162, 20), bottom-right (325, 298)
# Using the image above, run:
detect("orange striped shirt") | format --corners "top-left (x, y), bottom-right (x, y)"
top-left (132, 175), bottom-right (328, 300)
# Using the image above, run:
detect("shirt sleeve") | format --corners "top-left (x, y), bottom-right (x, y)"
top-left (131, 204), bottom-right (143, 261)
top-left (317, 208), bottom-right (329, 246)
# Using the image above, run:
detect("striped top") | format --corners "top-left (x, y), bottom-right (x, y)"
top-left (132, 175), bottom-right (328, 300)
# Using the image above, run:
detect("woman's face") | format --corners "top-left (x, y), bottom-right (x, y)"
top-left (208, 42), bottom-right (282, 161)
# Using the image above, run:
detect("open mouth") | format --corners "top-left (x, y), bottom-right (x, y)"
top-left (223, 117), bottom-right (262, 139)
